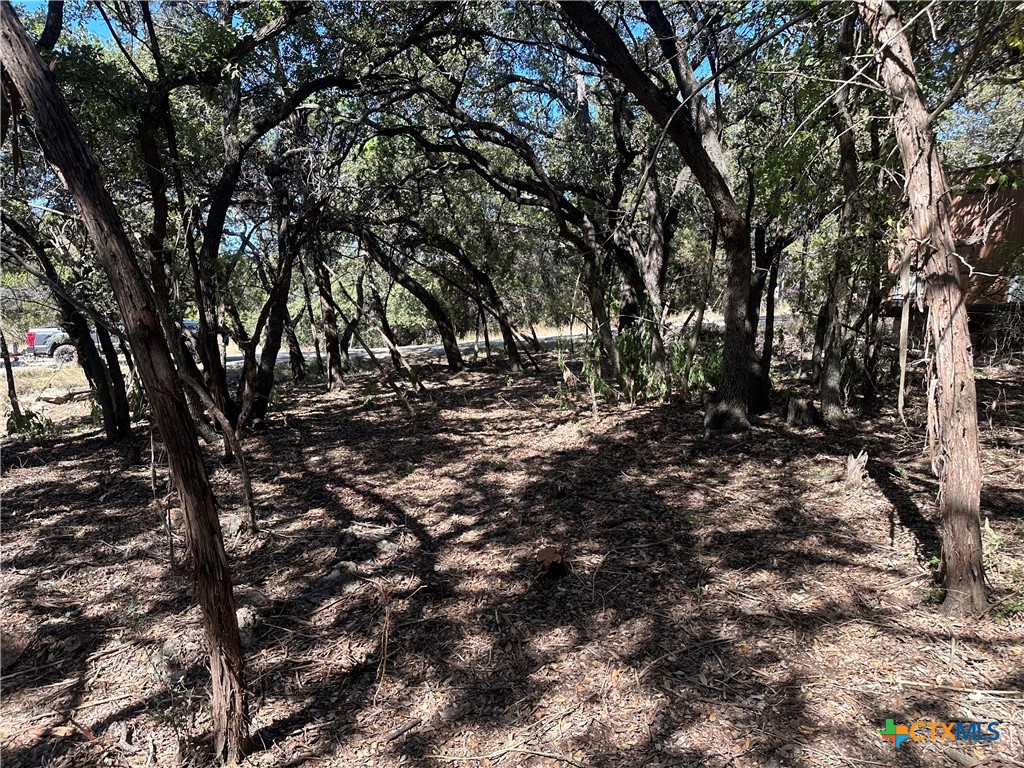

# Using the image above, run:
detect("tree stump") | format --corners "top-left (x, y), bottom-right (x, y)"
top-left (786, 398), bottom-right (820, 427)
top-left (845, 450), bottom-right (869, 492)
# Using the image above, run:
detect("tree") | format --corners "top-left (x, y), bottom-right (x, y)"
top-left (558, 0), bottom-right (753, 431)
top-left (0, 4), bottom-right (249, 758)
top-left (860, 0), bottom-right (986, 614)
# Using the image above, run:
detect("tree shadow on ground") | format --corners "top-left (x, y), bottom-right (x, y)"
top-left (2, 361), bottom-right (1021, 767)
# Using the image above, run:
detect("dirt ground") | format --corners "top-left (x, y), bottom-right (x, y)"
top-left (1, 353), bottom-right (1022, 768)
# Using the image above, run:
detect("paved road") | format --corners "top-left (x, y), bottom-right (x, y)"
top-left (16, 315), bottom-right (795, 370)
top-left (223, 332), bottom-right (586, 367)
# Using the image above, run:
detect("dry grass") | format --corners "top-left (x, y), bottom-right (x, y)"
top-left (1, 362), bottom-right (90, 427)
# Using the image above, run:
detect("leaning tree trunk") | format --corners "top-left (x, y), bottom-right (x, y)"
top-left (311, 245), bottom-right (346, 388)
top-left (0, 6), bottom-right (249, 759)
top-left (0, 329), bottom-right (22, 421)
top-left (862, 0), bottom-right (986, 614)
top-left (96, 324), bottom-right (132, 436)
top-left (559, 0), bottom-right (752, 431)
top-left (359, 229), bottom-right (464, 371)
top-left (370, 285), bottom-right (406, 371)
top-left (297, 254), bottom-right (324, 375)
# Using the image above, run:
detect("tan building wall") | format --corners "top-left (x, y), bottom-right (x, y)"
top-left (949, 163), bottom-right (1024, 304)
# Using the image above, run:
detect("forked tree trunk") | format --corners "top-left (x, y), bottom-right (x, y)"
top-left (861, 0), bottom-right (986, 614)
top-left (237, 238), bottom-right (298, 431)
top-left (283, 311), bottom-right (305, 381)
top-left (0, 6), bottom-right (249, 758)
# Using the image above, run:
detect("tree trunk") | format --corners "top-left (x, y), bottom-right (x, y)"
top-left (96, 323), bottom-right (132, 436)
top-left (745, 224), bottom-right (774, 413)
top-left (1, 329), bottom-right (22, 421)
top-left (0, 7), bottom-right (249, 758)
top-left (283, 311), bottom-right (305, 381)
top-left (820, 14), bottom-right (859, 426)
top-left (581, 248), bottom-right (619, 382)
top-left (560, 0), bottom-right (751, 431)
top-left (370, 285), bottom-right (406, 371)
top-left (358, 228), bottom-right (464, 371)
top-left (480, 304), bottom-right (493, 360)
top-left (297, 253), bottom-right (324, 375)
top-left (240, 241), bottom-right (296, 428)
top-left (311, 245), bottom-right (346, 388)
top-left (861, 0), bottom-right (986, 614)
top-left (759, 250), bottom-right (780, 403)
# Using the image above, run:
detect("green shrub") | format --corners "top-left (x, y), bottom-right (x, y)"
top-left (7, 409), bottom-right (58, 437)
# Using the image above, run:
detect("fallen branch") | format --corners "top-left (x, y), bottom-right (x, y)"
top-left (385, 717), bottom-right (423, 741)
top-left (38, 387), bottom-right (92, 404)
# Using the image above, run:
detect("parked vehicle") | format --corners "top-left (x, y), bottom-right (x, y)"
top-left (26, 320), bottom-right (200, 364)
top-left (25, 327), bottom-right (89, 363)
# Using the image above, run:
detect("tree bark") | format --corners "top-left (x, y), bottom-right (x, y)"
top-left (820, 13), bottom-right (859, 426)
top-left (0, 5), bottom-right (249, 757)
top-left (861, 0), bottom-right (986, 614)
top-left (1, 329), bottom-right (22, 421)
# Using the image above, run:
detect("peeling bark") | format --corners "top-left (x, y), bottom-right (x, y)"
top-left (0, 6), bottom-right (248, 757)
top-left (861, 0), bottom-right (986, 614)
